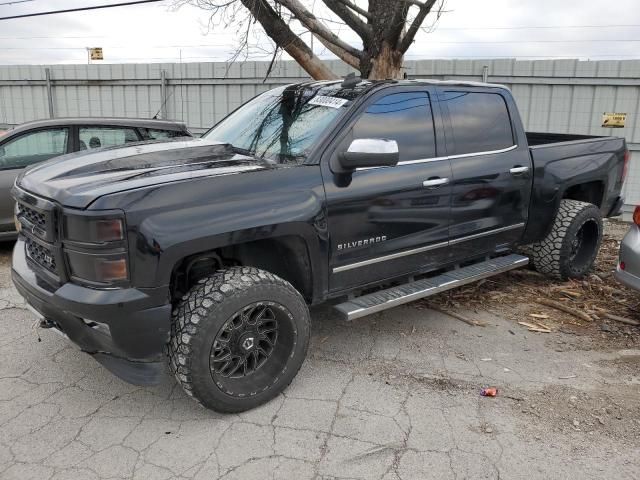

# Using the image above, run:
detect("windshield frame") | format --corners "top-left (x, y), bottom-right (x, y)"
top-left (202, 84), bottom-right (357, 166)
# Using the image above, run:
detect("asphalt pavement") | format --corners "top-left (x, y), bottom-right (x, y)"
top-left (0, 243), bottom-right (638, 480)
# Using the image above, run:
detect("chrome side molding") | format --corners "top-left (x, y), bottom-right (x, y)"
top-left (333, 222), bottom-right (525, 273)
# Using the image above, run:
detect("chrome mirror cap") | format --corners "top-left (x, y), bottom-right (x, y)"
top-left (347, 138), bottom-right (399, 155)
top-left (335, 138), bottom-right (400, 173)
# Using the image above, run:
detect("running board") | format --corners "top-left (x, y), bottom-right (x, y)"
top-left (334, 254), bottom-right (529, 321)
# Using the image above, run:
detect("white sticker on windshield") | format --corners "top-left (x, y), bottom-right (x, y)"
top-left (308, 95), bottom-right (349, 109)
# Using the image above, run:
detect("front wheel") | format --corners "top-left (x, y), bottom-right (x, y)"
top-left (168, 267), bottom-right (310, 413)
top-left (525, 199), bottom-right (603, 280)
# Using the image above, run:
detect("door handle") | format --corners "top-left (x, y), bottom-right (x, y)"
top-left (510, 166), bottom-right (530, 175)
top-left (422, 178), bottom-right (449, 188)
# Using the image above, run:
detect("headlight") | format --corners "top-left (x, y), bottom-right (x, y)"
top-left (66, 250), bottom-right (129, 285)
top-left (64, 215), bottom-right (124, 244)
top-left (62, 211), bottom-right (129, 287)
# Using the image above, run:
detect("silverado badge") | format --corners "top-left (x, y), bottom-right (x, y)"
top-left (337, 236), bottom-right (387, 250)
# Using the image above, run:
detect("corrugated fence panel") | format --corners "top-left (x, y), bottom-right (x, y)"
top-left (0, 58), bottom-right (639, 209)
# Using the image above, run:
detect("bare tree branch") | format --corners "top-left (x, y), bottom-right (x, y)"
top-left (397, 0), bottom-right (437, 53)
top-left (263, 46), bottom-right (281, 82)
top-left (334, 0), bottom-right (371, 20)
top-left (276, 0), bottom-right (362, 68)
top-left (401, 0), bottom-right (426, 6)
top-left (239, 0), bottom-right (338, 79)
top-left (322, 0), bottom-right (372, 43)
top-left (179, 0), bottom-right (449, 80)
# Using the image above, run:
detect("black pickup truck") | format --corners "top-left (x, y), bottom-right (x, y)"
top-left (12, 78), bottom-right (627, 413)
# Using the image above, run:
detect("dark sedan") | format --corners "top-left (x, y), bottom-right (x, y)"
top-left (0, 117), bottom-right (191, 239)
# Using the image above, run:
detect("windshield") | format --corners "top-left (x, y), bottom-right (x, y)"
top-left (204, 85), bottom-right (348, 164)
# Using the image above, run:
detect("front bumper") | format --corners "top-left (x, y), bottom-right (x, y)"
top-left (12, 238), bottom-right (172, 385)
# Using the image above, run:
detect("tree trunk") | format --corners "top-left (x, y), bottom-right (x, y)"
top-left (366, 41), bottom-right (404, 80)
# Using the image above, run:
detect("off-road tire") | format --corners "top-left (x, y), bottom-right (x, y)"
top-left (526, 199), bottom-right (603, 280)
top-left (168, 267), bottom-right (310, 413)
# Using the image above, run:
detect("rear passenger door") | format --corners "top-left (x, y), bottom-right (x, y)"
top-left (438, 88), bottom-right (532, 261)
top-left (323, 87), bottom-right (452, 292)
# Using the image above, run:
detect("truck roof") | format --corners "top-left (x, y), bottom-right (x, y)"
top-left (409, 79), bottom-right (511, 90)
top-left (294, 78), bottom-right (510, 98)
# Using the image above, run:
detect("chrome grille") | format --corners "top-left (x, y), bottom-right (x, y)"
top-left (25, 237), bottom-right (57, 273)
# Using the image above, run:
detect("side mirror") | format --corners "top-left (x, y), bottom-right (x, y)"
top-left (337, 139), bottom-right (399, 172)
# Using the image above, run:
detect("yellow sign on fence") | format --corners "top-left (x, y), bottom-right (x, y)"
top-left (602, 112), bottom-right (626, 128)
top-left (89, 48), bottom-right (103, 61)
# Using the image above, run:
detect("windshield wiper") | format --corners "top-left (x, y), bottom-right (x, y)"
top-left (229, 145), bottom-right (254, 156)
top-left (229, 145), bottom-right (277, 166)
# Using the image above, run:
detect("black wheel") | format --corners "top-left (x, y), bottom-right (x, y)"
top-left (525, 199), bottom-right (603, 280)
top-left (168, 267), bottom-right (310, 413)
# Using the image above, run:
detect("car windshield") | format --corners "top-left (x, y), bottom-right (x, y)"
top-left (204, 85), bottom-right (348, 164)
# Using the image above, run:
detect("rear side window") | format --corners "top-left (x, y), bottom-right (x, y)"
top-left (441, 91), bottom-right (514, 155)
top-left (139, 128), bottom-right (185, 140)
top-left (351, 92), bottom-right (436, 162)
top-left (79, 127), bottom-right (139, 150)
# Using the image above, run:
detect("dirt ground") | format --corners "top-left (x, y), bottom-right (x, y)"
top-left (421, 219), bottom-right (640, 349)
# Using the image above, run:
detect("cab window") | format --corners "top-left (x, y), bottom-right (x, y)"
top-left (349, 92), bottom-right (436, 162)
top-left (441, 91), bottom-right (514, 155)
top-left (0, 128), bottom-right (69, 169)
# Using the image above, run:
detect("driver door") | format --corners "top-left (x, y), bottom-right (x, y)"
top-left (321, 87), bottom-right (452, 292)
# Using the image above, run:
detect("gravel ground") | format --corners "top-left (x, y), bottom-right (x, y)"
top-left (0, 224), bottom-right (639, 480)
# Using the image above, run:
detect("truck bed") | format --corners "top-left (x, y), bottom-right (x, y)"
top-left (526, 131), bottom-right (625, 174)
top-left (524, 131), bottom-right (627, 240)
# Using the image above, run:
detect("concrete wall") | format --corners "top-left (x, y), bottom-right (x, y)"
top-left (1, 59), bottom-right (639, 213)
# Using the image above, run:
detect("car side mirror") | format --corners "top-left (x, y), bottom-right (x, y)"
top-left (337, 139), bottom-right (399, 172)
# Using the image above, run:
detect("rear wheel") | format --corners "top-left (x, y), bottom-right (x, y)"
top-left (526, 199), bottom-right (603, 280)
top-left (168, 267), bottom-right (310, 413)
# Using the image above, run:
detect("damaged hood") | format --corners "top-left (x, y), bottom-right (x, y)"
top-left (17, 138), bottom-right (270, 208)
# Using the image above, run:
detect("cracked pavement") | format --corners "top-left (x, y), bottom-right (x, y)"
top-left (0, 243), bottom-right (639, 480)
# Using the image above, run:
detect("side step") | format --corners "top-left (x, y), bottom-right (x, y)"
top-left (334, 254), bottom-right (529, 321)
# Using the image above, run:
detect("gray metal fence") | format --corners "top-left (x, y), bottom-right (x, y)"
top-left (1, 59), bottom-right (639, 214)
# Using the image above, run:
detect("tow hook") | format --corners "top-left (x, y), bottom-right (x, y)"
top-left (39, 318), bottom-right (55, 329)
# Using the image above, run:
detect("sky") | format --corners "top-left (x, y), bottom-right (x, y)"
top-left (0, 0), bottom-right (640, 65)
